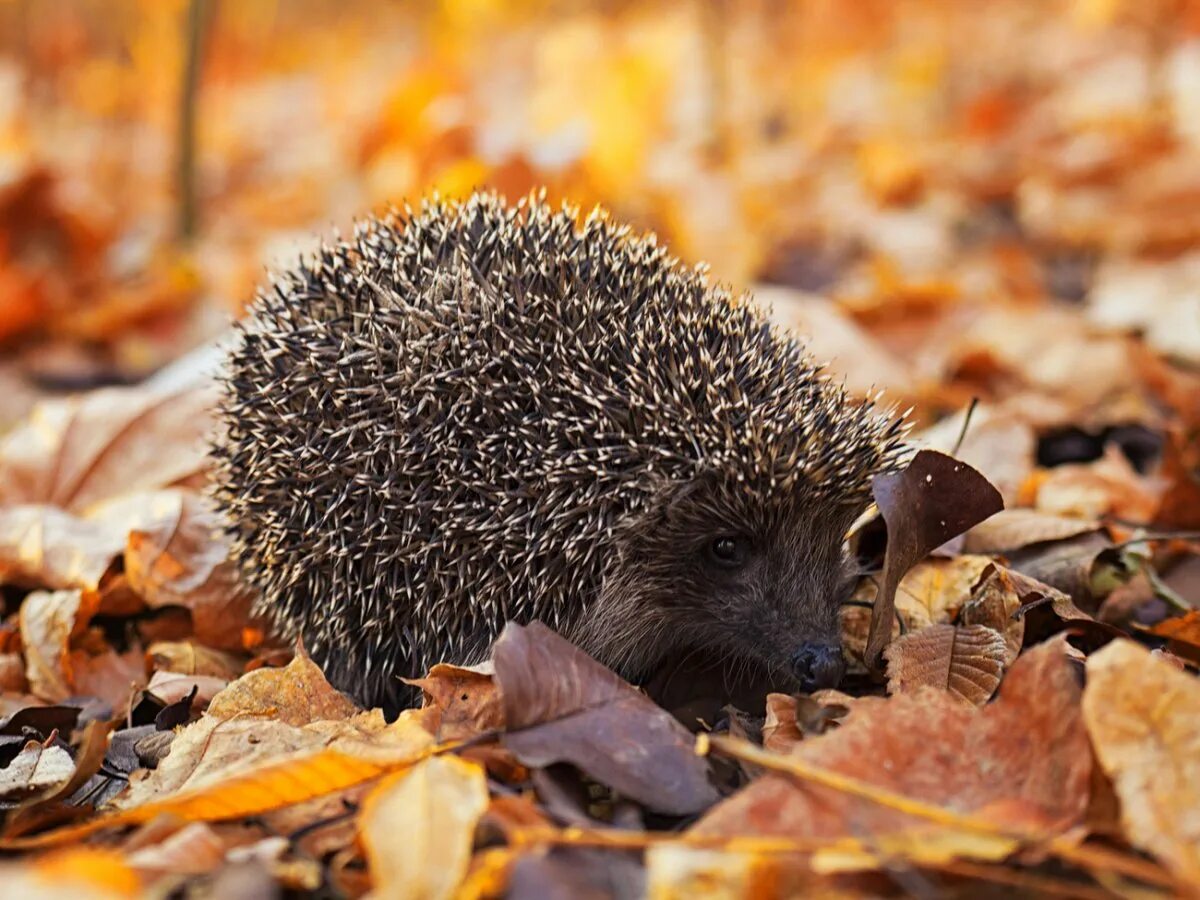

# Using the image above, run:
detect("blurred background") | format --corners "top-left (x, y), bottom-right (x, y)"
top-left (0, 0), bottom-right (1198, 441)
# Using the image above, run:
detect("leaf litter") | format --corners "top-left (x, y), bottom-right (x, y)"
top-left (0, 2), bottom-right (1199, 898)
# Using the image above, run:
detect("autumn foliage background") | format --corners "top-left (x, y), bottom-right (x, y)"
top-left (0, 1), bottom-right (1199, 897)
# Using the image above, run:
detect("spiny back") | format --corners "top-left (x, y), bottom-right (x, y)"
top-left (211, 192), bottom-right (902, 708)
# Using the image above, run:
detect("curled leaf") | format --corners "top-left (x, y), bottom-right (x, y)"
top-left (884, 624), bottom-right (1008, 706)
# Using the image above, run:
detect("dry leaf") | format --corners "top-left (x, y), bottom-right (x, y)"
top-left (0, 848), bottom-right (141, 899)
top-left (360, 756), bottom-right (489, 900)
top-left (145, 670), bottom-right (229, 708)
top-left (1033, 446), bottom-right (1163, 522)
top-left (205, 650), bottom-right (358, 726)
top-left (124, 492), bottom-right (258, 651)
top-left (696, 639), bottom-right (1090, 842)
top-left (493, 623), bottom-right (718, 816)
top-left (1083, 640), bottom-right (1200, 886)
top-left (0, 383), bottom-right (218, 512)
top-left (122, 822), bottom-right (228, 877)
top-left (19, 589), bottom-right (95, 702)
top-left (963, 508), bottom-right (1102, 554)
top-left (867, 450), bottom-right (1004, 668)
top-left (884, 624), bottom-right (1008, 705)
top-left (0, 741), bottom-right (76, 799)
top-left (893, 555), bottom-right (996, 629)
top-left (407, 662), bottom-right (504, 742)
top-left (644, 844), bottom-right (808, 898)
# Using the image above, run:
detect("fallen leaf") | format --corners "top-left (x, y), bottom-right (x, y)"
top-left (762, 693), bottom-right (848, 755)
top-left (866, 450), bottom-right (1004, 668)
top-left (1033, 446), bottom-right (1163, 522)
top-left (145, 642), bottom-right (243, 680)
top-left (963, 508), bottom-right (1102, 554)
top-left (644, 844), bottom-right (809, 898)
top-left (19, 589), bottom-right (96, 702)
top-left (958, 564), bottom-right (1069, 663)
top-left (0, 847), bottom-right (141, 899)
top-left (360, 755), bottom-right (489, 900)
top-left (0, 741), bottom-right (76, 799)
top-left (69, 646), bottom-right (144, 711)
top-left (696, 639), bottom-right (1090, 842)
top-left (1083, 640), bottom-right (1200, 886)
top-left (145, 671), bottom-right (229, 708)
top-left (124, 492), bottom-right (258, 651)
top-left (1146, 611), bottom-right (1200, 655)
top-left (893, 555), bottom-right (996, 629)
top-left (507, 845), bottom-right (646, 900)
top-left (493, 622), bottom-right (718, 816)
top-left (884, 624), bottom-right (1008, 705)
top-left (0, 383), bottom-right (218, 512)
top-left (407, 662), bottom-right (504, 742)
top-left (123, 822), bottom-right (228, 877)
top-left (205, 648), bottom-right (358, 726)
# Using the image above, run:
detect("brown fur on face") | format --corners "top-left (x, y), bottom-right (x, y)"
top-left (568, 472), bottom-right (861, 691)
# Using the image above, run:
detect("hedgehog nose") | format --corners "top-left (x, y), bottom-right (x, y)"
top-left (791, 641), bottom-right (845, 692)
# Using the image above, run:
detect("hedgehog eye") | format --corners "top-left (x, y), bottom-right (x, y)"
top-left (708, 535), bottom-right (750, 569)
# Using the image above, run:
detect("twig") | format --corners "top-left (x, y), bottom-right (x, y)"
top-left (177, 0), bottom-right (213, 241)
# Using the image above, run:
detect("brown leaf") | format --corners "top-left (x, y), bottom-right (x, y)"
top-left (0, 383), bottom-right (218, 511)
top-left (492, 622), bottom-right (717, 816)
top-left (0, 506), bottom-right (126, 592)
top-left (696, 639), bottom-right (1091, 840)
top-left (1033, 446), bottom-right (1163, 522)
top-left (866, 450), bottom-right (1004, 669)
top-left (964, 508), bottom-right (1102, 554)
top-left (111, 710), bottom-right (430, 816)
top-left (123, 822), bottom-right (229, 877)
top-left (146, 670), bottom-right (229, 708)
top-left (205, 649), bottom-right (359, 726)
top-left (917, 408), bottom-right (1036, 507)
top-left (125, 492), bottom-right (258, 651)
top-left (1083, 640), bottom-right (1200, 886)
top-left (884, 624), bottom-right (1008, 705)
top-left (19, 589), bottom-right (96, 702)
top-left (406, 662), bottom-right (504, 742)
top-left (360, 756), bottom-right (489, 900)
top-left (69, 646), bottom-right (145, 711)
top-left (958, 564), bottom-right (1059, 663)
top-left (146, 642), bottom-right (243, 680)
top-left (762, 693), bottom-right (848, 754)
top-left (893, 555), bottom-right (996, 629)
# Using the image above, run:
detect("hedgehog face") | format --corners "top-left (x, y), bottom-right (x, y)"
top-left (580, 476), bottom-right (858, 693)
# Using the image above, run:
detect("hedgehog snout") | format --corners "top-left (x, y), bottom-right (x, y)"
top-left (790, 640), bottom-right (845, 691)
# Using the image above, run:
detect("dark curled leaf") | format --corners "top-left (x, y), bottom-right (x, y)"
top-left (0, 706), bottom-right (81, 739)
top-left (493, 622), bottom-right (718, 816)
top-left (865, 450), bottom-right (1004, 670)
top-left (154, 684), bottom-right (199, 731)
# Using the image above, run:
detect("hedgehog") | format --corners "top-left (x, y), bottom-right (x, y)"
top-left (211, 192), bottom-right (905, 711)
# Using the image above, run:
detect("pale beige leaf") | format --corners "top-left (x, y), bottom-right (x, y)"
top-left (812, 827), bottom-right (1019, 873)
top-left (0, 743), bottom-right (75, 799)
top-left (1083, 640), bottom-right (1200, 886)
top-left (19, 589), bottom-right (93, 702)
top-left (884, 624), bottom-right (1008, 705)
top-left (0, 383), bottom-right (218, 513)
top-left (894, 556), bottom-right (995, 629)
top-left (123, 822), bottom-right (228, 876)
top-left (964, 508), bottom-right (1102, 554)
top-left (360, 755), bottom-right (488, 900)
top-left (645, 845), bottom-right (811, 898)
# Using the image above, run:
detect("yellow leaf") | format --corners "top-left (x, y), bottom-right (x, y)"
top-left (1083, 640), bottom-right (1200, 887)
top-left (360, 755), bottom-right (489, 900)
